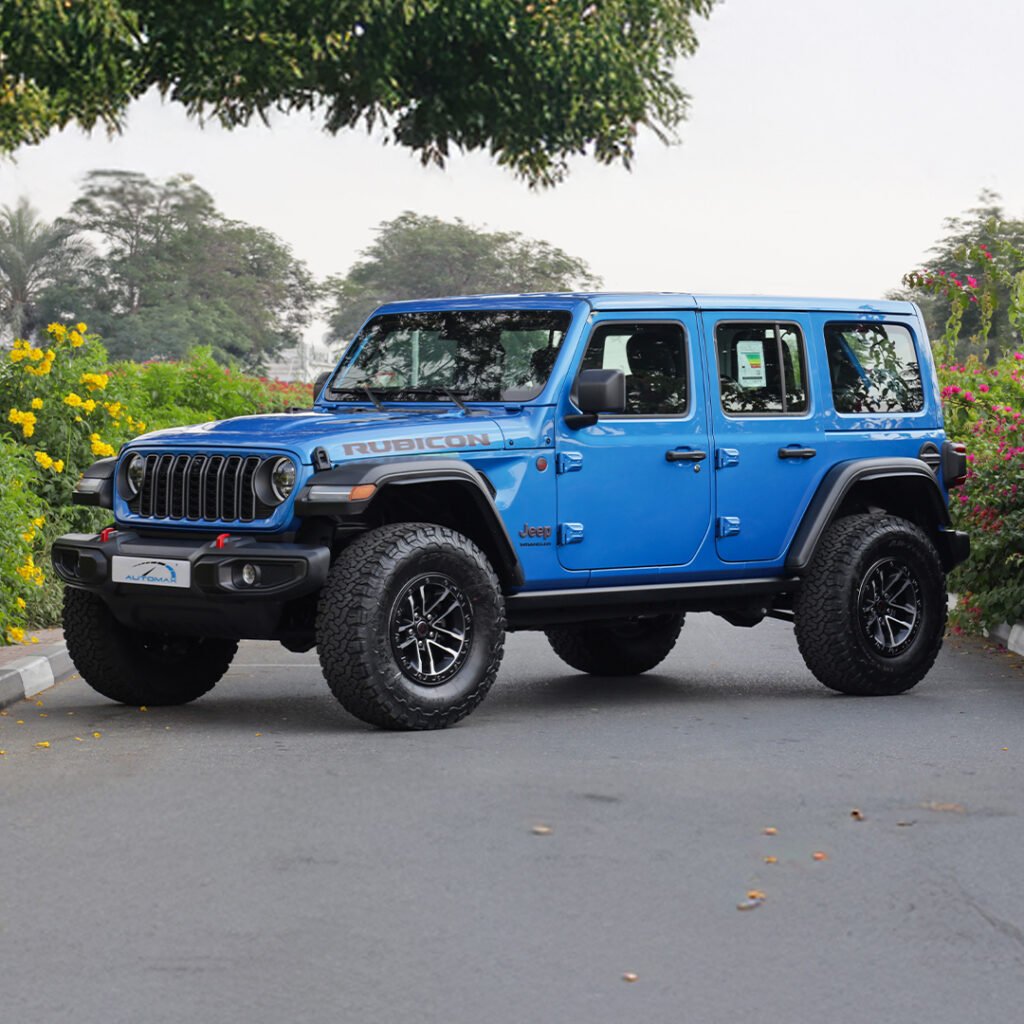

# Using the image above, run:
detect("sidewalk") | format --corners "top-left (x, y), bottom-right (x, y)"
top-left (0, 629), bottom-right (76, 710)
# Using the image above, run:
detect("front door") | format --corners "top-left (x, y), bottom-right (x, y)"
top-left (555, 312), bottom-right (712, 572)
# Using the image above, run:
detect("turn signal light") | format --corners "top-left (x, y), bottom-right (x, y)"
top-left (349, 484), bottom-right (376, 501)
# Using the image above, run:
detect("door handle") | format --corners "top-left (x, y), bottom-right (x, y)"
top-left (778, 446), bottom-right (817, 460)
top-left (666, 449), bottom-right (707, 462)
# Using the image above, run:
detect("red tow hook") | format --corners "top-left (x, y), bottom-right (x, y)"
top-left (100, 527), bottom-right (116, 543)
top-left (215, 533), bottom-right (231, 549)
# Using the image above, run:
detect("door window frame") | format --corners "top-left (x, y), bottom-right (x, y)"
top-left (714, 319), bottom-right (811, 418)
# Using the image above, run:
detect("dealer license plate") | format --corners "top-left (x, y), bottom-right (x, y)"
top-left (111, 555), bottom-right (191, 589)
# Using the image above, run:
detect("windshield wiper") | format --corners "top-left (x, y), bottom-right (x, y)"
top-left (392, 386), bottom-right (473, 412)
top-left (324, 384), bottom-right (385, 411)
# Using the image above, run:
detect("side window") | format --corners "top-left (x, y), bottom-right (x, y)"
top-left (825, 323), bottom-right (924, 414)
top-left (716, 322), bottom-right (808, 415)
top-left (581, 322), bottom-right (688, 415)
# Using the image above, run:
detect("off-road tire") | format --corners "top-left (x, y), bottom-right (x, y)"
top-left (794, 513), bottom-right (946, 696)
top-left (545, 613), bottom-right (685, 676)
top-left (63, 587), bottom-right (237, 705)
top-left (316, 523), bottom-right (505, 730)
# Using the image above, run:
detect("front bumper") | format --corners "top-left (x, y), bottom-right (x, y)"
top-left (52, 529), bottom-right (330, 639)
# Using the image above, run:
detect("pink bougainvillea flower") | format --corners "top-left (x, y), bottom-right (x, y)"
top-left (979, 384), bottom-right (990, 392)
top-left (964, 392), bottom-right (975, 402)
top-left (966, 276), bottom-right (978, 288)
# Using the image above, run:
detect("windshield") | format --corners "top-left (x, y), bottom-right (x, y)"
top-left (328, 310), bottom-right (573, 402)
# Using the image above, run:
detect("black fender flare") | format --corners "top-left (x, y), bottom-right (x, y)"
top-left (71, 456), bottom-right (117, 508)
top-left (785, 457), bottom-right (967, 573)
top-left (294, 457), bottom-right (524, 586)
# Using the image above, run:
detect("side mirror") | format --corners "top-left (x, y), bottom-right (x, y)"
top-left (566, 369), bottom-right (626, 429)
top-left (312, 370), bottom-right (331, 404)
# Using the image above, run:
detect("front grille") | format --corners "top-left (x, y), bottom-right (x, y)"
top-left (127, 453), bottom-right (276, 523)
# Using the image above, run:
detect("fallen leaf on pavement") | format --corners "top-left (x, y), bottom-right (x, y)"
top-left (737, 899), bottom-right (764, 911)
top-left (622, 972), bottom-right (639, 983)
top-left (531, 825), bottom-right (552, 836)
top-left (896, 820), bottom-right (916, 827)
top-left (73, 737), bottom-right (84, 742)
top-left (812, 851), bottom-right (828, 861)
top-left (850, 809), bottom-right (865, 820)
top-left (747, 890), bottom-right (766, 900)
top-left (139, 706), bottom-right (148, 712)
top-left (763, 856), bottom-right (778, 864)
top-left (922, 801), bottom-right (966, 813)
top-left (762, 827), bottom-right (778, 836)
top-left (92, 732), bottom-right (101, 739)
top-left (35, 741), bottom-right (50, 748)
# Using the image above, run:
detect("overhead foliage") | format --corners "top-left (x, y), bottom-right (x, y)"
top-left (0, 0), bottom-right (718, 187)
top-left (325, 211), bottom-right (601, 340)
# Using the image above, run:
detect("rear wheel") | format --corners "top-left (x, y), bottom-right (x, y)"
top-left (545, 613), bottom-right (684, 676)
top-left (794, 514), bottom-right (946, 695)
top-left (316, 523), bottom-right (505, 730)
top-left (63, 587), bottom-right (237, 705)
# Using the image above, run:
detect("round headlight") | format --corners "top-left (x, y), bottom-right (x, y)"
top-left (270, 457), bottom-right (297, 502)
top-left (125, 453), bottom-right (145, 497)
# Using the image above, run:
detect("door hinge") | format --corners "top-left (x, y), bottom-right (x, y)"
top-left (715, 448), bottom-right (740, 469)
top-left (716, 516), bottom-right (741, 538)
top-left (559, 522), bottom-right (585, 545)
top-left (556, 451), bottom-right (584, 474)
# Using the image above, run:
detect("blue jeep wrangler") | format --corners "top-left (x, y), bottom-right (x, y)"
top-left (54, 294), bottom-right (970, 729)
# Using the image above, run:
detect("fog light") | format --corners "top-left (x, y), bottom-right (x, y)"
top-left (241, 563), bottom-right (259, 586)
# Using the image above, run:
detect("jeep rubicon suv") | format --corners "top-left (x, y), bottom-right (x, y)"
top-left (54, 294), bottom-right (969, 729)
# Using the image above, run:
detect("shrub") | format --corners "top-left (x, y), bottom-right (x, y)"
top-left (938, 350), bottom-right (1024, 630)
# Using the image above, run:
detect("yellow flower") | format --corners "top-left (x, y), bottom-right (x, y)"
top-left (89, 433), bottom-right (115, 457)
top-left (34, 451), bottom-right (54, 470)
top-left (69, 331), bottom-right (83, 347)
top-left (29, 347), bottom-right (43, 361)
top-left (30, 397), bottom-right (43, 409)
top-left (104, 401), bottom-right (123, 418)
top-left (8, 408), bottom-right (36, 438)
top-left (53, 460), bottom-right (64, 473)
top-left (7, 626), bottom-right (25, 644)
top-left (47, 323), bottom-right (67, 341)
top-left (16, 597), bottom-right (26, 610)
top-left (21, 530), bottom-right (34, 542)
top-left (136, 420), bottom-right (146, 432)
top-left (80, 372), bottom-right (109, 392)
top-left (64, 392), bottom-right (83, 407)
top-left (32, 516), bottom-right (45, 528)
top-left (76, 322), bottom-right (87, 332)
top-left (82, 399), bottom-right (97, 413)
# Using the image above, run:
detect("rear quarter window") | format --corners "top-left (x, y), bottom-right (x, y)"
top-left (825, 323), bottom-right (924, 414)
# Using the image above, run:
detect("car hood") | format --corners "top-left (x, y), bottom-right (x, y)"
top-left (129, 410), bottom-right (507, 464)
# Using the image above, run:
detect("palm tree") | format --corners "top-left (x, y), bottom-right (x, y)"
top-left (0, 198), bottom-right (91, 340)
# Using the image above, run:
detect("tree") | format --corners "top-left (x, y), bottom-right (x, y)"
top-left (324, 211), bottom-right (601, 340)
top-left (898, 191), bottom-right (1024, 362)
top-left (43, 170), bottom-right (318, 368)
top-left (0, 198), bottom-right (93, 339)
top-left (0, 1), bottom-right (718, 187)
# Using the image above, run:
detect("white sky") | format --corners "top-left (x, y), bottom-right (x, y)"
top-left (1, 0), bottom-right (1021, 323)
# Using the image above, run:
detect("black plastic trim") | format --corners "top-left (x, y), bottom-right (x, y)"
top-left (507, 577), bottom-right (797, 629)
top-left (785, 458), bottom-right (957, 573)
top-left (72, 457), bottom-right (116, 508)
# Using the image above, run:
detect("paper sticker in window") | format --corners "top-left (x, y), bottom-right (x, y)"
top-left (736, 340), bottom-right (767, 388)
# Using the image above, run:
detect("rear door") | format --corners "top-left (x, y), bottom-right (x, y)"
top-left (703, 311), bottom-right (825, 563)
top-left (555, 311), bottom-right (712, 571)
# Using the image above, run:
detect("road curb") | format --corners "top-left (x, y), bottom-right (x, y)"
top-left (0, 639), bottom-right (76, 710)
top-left (948, 594), bottom-right (1024, 658)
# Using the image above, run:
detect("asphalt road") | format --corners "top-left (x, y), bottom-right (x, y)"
top-left (1, 615), bottom-right (1022, 1024)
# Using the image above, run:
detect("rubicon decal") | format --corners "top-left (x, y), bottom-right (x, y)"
top-left (342, 433), bottom-right (492, 457)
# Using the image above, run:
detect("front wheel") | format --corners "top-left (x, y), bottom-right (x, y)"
top-left (316, 523), bottom-right (506, 730)
top-left (63, 587), bottom-right (237, 705)
top-left (794, 514), bottom-right (946, 695)
top-left (545, 613), bottom-right (684, 676)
